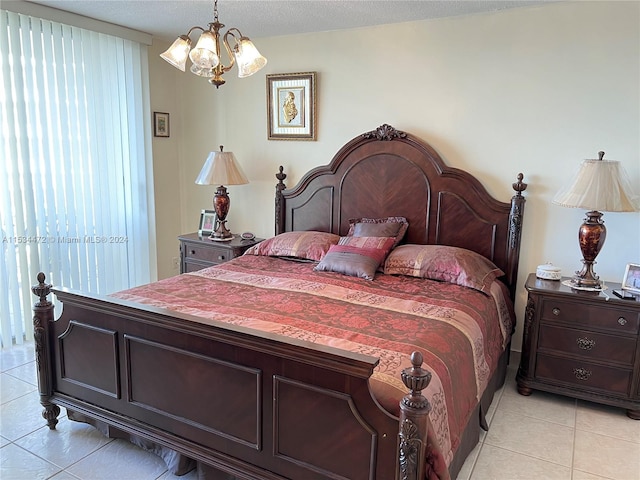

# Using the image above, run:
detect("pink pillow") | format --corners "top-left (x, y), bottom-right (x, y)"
top-left (244, 231), bottom-right (339, 261)
top-left (314, 236), bottom-right (396, 280)
top-left (383, 244), bottom-right (504, 293)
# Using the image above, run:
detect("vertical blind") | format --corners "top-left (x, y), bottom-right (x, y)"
top-left (0, 10), bottom-right (157, 348)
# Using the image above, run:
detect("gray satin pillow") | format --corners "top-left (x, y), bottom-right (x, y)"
top-left (353, 222), bottom-right (402, 237)
top-left (347, 216), bottom-right (409, 248)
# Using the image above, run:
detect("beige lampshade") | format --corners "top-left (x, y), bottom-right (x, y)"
top-left (552, 153), bottom-right (639, 212)
top-left (195, 146), bottom-right (249, 186)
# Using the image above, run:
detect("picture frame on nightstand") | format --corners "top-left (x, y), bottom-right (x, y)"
top-left (198, 209), bottom-right (216, 237)
top-left (620, 263), bottom-right (640, 296)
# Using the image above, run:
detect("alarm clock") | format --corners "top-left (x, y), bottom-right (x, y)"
top-left (241, 232), bottom-right (255, 240)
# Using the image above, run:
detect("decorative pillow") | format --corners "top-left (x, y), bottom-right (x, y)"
top-left (314, 236), bottom-right (396, 280)
top-left (244, 231), bottom-right (339, 261)
top-left (383, 244), bottom-right (505, 294)
top-left (347, 217), bottom-right (409, 248)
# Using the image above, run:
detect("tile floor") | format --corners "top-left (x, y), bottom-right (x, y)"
top-left (1, 343), bottom-right (639, 480)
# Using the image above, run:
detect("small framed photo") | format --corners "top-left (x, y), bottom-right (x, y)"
top-left (198, 209), bottom-right (216, 237)
top-left (153, 112), bottom-right (170, 137)
top-left (622, 263), bottom-right (640, 294)
top-left (267, 72), bottom-right (316, 141)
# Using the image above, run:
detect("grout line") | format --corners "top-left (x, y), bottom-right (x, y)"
top-left (570, 400), bottom-right (577, 480)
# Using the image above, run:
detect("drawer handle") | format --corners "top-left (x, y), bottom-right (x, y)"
top-left (573, 367), bottom-right (592, 381)
top-left (576, 337), bottom-right (595, 350)
top-left (190, 250), bottom-right (196, 255)
top-left (618, 317), bottom-right (627, 326)
top-left (217, 255), bottom-right (225, 261)
top-left (552, 308), bottom-right (560, 316)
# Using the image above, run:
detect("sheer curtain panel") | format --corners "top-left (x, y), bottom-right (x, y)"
top-left (0, 10), bottom-right (156, 348)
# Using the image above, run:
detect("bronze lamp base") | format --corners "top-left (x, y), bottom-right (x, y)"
top-left (571, 210), bottom-right (606, 289)
top-left (211, 185), bottom-right (233, 240)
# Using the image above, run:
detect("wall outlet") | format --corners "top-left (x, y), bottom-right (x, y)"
top-left (172, 257), bottom-right (180, 270)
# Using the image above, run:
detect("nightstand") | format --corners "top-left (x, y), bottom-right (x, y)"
top-left (178, 233), bottom-right (262, 273)
top-left (517, 273), bottom-right (640, 419)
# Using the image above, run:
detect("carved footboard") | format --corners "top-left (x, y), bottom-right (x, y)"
top-left (32, 274), bottom-right (437, 480)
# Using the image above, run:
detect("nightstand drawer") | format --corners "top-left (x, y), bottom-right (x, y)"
top-left (536, 354), bottom-right (632, 396)
top-left (183, 261), bottom-right (209, 273)
top-left (540, 299), bottom-right (639, 334)
top-left (538, 324), bottom-right (636, 365)
top-left (184, 243), bottom-right (236, 264)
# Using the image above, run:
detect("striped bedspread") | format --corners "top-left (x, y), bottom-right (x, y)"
top-left (111, 254), bottom-right (514, 466)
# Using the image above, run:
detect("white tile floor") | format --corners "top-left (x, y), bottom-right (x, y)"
top-left (1, 343), bottom-right (639, 480)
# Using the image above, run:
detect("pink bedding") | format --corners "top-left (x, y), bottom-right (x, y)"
top-left (111, 255), bottom-right (514, 466)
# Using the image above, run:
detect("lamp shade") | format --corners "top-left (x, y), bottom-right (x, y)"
top-left (234, 38), bottom-right (267, 78)
top-left (552, 153), bottom-right (639, 212)
top-left (160, 35), bottom-right (192, 72)
top-left (189, 31), bottom-right (220, 70)
top-left (195, 146), bottom-right (249, 186)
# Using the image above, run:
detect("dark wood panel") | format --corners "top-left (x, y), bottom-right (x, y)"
top-left (435, 191), bottom-right (497, 261)
top-left (273, 376), bottom-right (377, 480)
top-left (58, 320), bottom-right (120, 397)
top-left (125, 336), bottom-right (262, 448)
top-left (289, 186), bottom-right (335, 233)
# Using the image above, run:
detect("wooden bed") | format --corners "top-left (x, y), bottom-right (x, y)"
top-left (31, 124), bottom-right (526, 480)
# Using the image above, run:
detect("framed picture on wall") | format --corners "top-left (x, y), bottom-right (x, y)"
top-left (266, 72), bottom-right (316, 141)
top-left (198, 210), bottom-right (216, 237)
top-left (153, 112), bottom-right (170, 137)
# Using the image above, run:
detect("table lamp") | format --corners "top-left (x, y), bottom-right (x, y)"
top-left (195, 145), bottom-right (249, 240)
top-left (552, 151), bottom-right (639, 289)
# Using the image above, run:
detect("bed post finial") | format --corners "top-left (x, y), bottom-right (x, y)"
top-left (512, 172), bottom-right (527, 197)
top-left (32, 273), bottom-right (60, 429)
top-left (275, 166), bottom-right (287, 235)
top-left (398, 351), bottom-right (433, 480)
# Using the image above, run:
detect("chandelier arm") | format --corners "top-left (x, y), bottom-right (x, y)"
top-left (220, 30), bottom-right (238, 73)
top-left (185, 26), bottom-right (206, 38)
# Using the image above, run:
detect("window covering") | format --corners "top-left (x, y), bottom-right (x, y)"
top-left (0, 10), bottom-right (156, 347)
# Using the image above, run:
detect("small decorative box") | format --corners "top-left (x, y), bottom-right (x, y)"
top-left (536, 263), bottom-right (562, 281)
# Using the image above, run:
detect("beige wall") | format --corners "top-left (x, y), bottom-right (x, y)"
top-left (150, 1), bottom-right (640, 350)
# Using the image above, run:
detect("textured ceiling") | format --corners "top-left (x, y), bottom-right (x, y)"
top-left (17, 0), bottom-right (552, 40)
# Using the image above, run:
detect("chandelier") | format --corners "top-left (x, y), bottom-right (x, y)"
top-left (160, 0), bottom-right (267, 88)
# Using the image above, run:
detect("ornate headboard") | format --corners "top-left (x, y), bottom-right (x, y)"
top-left (275, 124), bottom-right (527, 299)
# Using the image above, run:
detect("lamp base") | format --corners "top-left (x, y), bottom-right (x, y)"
top-left (209, 236), bottom-right (233, 242)
top-left (210, 220), bottom-right (233, 240)
top-left (572, 210), bottom-right (606, 289)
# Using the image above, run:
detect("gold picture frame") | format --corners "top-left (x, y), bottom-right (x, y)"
top-left (153, 112), bottom-right (170, 137)
top-left (267, 72), bottom-right (316, 141)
